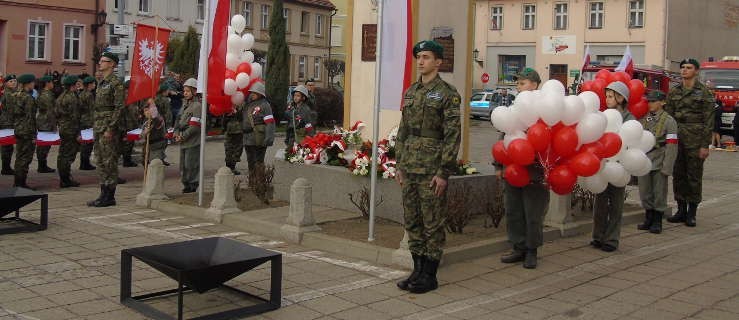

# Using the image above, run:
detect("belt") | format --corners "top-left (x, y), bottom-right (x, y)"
top-left (408, 128), bottom-right (443, 140)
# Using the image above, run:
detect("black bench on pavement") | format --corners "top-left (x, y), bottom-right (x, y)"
top-left (121, 237), bottom-right (282, 320)
top-left (0, 187), bottom-right (48, 234)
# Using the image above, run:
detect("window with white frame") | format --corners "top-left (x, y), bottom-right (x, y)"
top-left (629, 0), bottom-right (644, 28)
top-left (63, 25), bottom-right (83, 62)
top-left (315, 14), bottom-right (323, 36)
top-left (114, 0), bottom-right (125, 10)
top-left (167, 0), bottom-right (180, 18)
top-left (261, 4), bottom-right (270, 29)
top-left (139, 0), bottom-right (151, 14)
top-left (28, 21), bottom-right (49, 60)
top-left (197, 0), bottom-right (205, 20)
top-left (314, 57), bottom-right (321, 80)
top-left (299, 56), bottom-right (306, 79)
top-left (242, 2), bottom-right (252, 27)
top-left (490, 6), bottom-right (503, 30)
top-left (284, 8), bottom-right (290, 32)
top-left (589, 2), bottom-right (604, 28)
top-left (330, 25), bottom-right (342, 47)
top-left (301, 12), bottom-right (310, 33)
top-left (554, 3), bottom-right (568, 30)
top-left (523, 4), bottom-right (536, 30)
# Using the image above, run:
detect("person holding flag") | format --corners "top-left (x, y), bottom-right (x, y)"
top-left (35, 75), bottom-right (57, 174)
top-left (56, 76), bottom-right (82, 188)
top-left (174, 78), bottom-right (202, 193)
top-left (11, 74), bottom-right (38, 189)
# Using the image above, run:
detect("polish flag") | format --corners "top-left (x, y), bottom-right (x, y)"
top-left (188, 117), bottom-right (202, 127)
top-left (263, 114), bottom-right (275, 124)
top-left (582, 44), bottom-right (591, 70)
top-left (126, 24), bottom-right (171, 105)
top-left (378, 0), bottom-right (414, 111)
top-left (197, 0), bottom-right (231, 109)
top-left (126, 128), bottom-right (143, 141)
top-left (615, 45), bottom-right (634, 76)
top-left (80, 128), bottom-right (94, 144)
top-left (0, 129), bottom-right (15, 145)
top-left (36, 132), bottom-right (60, 146)
top-left (666, 133), bottom-right (678, 144)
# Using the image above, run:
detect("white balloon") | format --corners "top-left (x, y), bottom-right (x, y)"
top-left (503, 131), bottom-right (526, 148)
top-left (228, 26), bottom-right (235, 35)
top-left (583, 172), bottom-right (608, 193)
top-left (242, 33), bottom-right (255, 50)
top-left (619, 120), bottom-right (644, 147)
top-left (620, 148), bottom-right (649, 174)
top-left (512, 101), bottom-right (539, 127)
top-left (240, 51), bottom-right (255, 64)
top-left (608, 141), bottom-right (628, 162)
top-left (578, 91), bottom-right (601, 113)
top-left (226, 53), bottom-right (239, 71)
top-left (224, 78), bottom-right (238, 95)
top-left (539, 91), bottom-right (565, 126)
top-left (633, 157), bottom-right (653, 176)
top-left (541, 79), bottom-right (566, 96)
top-left (231, 14), bottom-right (247, 34)
top-left (491, 107), bottom-right (510, 133)
top-left (637, 130), bottom-right (656, 153)
top-left (235, 72), bottom-right (251, 89)
top-left (562, 95), bottom-right (586, 126)
top-left (603, 109), bottom-right (623, 133)
top-left (231, 91), bottom-right (245, 105)
top-left (250, 62), bottom-right (262, 79)
top-left (576, 112), bottom-right (607, 144)
top-left (602, 161), bottom-right (627, 185)
top-left (513, 90), bottom-right (535, 108)
top-left (227, 34), bottom-right (243, 54)
top-left (611, 169), bottom-right (631, 187)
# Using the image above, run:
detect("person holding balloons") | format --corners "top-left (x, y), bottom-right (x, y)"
top-left (591, 81), bottom-right (635, 252)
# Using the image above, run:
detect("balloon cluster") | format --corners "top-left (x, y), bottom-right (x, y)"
top-left (580, 69), bottom-right (648, 118)
top-left (491, 80), bottom-right (654, 195)
top-left (211, 14), bottom-right (264, 116)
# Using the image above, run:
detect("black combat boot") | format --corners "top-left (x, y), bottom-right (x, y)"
top-left (637, 209), bottom-right (654, 230)
top-left (105, 185), bottom-right (117, 206)
top-left (1, 157), bottom-right (14, 175)
top-left (500, 249), bottom-right (526, 264)
top-left (79, 156), bottom-right (96, 170)
top-left (397, 254), bottom-right (424, 291)
top-left (87, 185), bottom-right (107, 207)
top-left (13, 173), bottom-right (34, 190)
top-left (59, 172), bottom-right (80, 188)
top-left (650, 211), bottom-right (663, 234)
top-left (37, 160), bottom-right (55, 173)
top-left (523, 248), bottom-right (538, 269)
top-left (667, 200), bottom-right (687, 223)
top-left (408, 258), bottom-right (439, 294)
top-left (685, 203), bottom-right (698, 227)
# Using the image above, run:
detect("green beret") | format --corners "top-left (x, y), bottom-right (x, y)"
top-left (645, 90), bottom-right (667, 102)
top-left (83, 76), bottom-right (96, 84)
top-left (62, 76), bottom-right (79, 86)
top-left (158, 83), bottom-right (171, 92)
top-left (17, 74), bottom-right (36, 84)
top-left (102, 52), bottom-right (119, 64)
top-left (680, 58), bottom-right (700, 69)
top-left (413, 40), bottom-right (444, 59)
top-left (4, 74), bottom-right (16, 82)
top-left (39, 75), bottom-right (53, 83)
top-left (513, 67), bottom-right (541, 83)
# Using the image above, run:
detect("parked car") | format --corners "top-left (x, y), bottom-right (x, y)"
top-left (469, 87), bottom-right (517, 119)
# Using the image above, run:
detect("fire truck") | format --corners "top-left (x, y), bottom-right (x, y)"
top-left (578, 64), bottom-right (679, 94)
top-left (701, 56), bottom-right (739, 135)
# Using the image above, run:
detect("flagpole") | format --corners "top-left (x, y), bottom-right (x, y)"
top-left (368, 0), bottom-right (385, 242)
top-left (198, 0), bottom-right (211, 206)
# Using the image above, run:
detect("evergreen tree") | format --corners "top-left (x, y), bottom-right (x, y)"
top-left (169, 26), bottom-right (200, 78)
top-left (266, 0), bottom-right (290, 121)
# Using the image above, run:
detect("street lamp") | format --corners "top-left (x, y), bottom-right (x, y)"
top-left (92, 10), bottom-right (107, 33)
top-left (473, 48), bottom-right (479, 60)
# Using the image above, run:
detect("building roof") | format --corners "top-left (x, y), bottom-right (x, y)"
top-left (289, 0), bottom-right (336, 10)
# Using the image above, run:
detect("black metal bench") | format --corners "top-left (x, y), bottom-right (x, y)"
top-left (0, 187), bottom-right (48, 234)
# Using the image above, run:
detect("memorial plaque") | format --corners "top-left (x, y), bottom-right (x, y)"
top-left (362, 24), bottom-right (377, 61)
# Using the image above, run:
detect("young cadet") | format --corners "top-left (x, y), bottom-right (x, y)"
top-left (141, 98), bottom-right (167, 164)
top-left (243, 82), bottom-right (275, 174)
top-left (284, 85), bottom-right (315, 147)
top-left (592, 81), bottom-right (634, 252)
top-left (637, 90), bottom-right (678, 234)
top-left (175, 78), bottom-right (202, 193)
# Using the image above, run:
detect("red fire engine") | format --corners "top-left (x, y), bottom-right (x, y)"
top-left (701, 56), bottom-right (739, 135)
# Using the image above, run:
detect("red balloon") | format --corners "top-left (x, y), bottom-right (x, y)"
top-left (225, 69), bottom-right (236, 80)
top-left (580, 141), bottom-right (606, 159)
top-left (595, 69), bottom-right (612, 83)
top-left (598, 132), bottom-right (623, 158)
top-left (492, 141), bottom-right (512, 166)
top-left (209, 104), bottom-right (225, 116)
top-left (507, 139), bottom-right (536, 166)
top-left (547, 164), bottom-right (577, 195)
top-left (236, 62), bottom-right (252, 76)
top-left (552, 126), bottom-right (579, 159)
top-left (526, 123), bottom-right (552, 153)
top-left (580, 81), bottom-right (594, 93)
top-left (504, 164), bottom-right (530, 187)
top-left (629, 98), bottom-right (648, 119)
top-left (569, 151), bottom-right (601, 177)
top-left (613, 71), bottom-right (631, 84)
top-left (628, 79), bottom-right (646, 103)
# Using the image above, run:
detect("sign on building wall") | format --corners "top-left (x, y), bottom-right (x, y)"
top-left (362, 24), bottom-right (377, 61)
top-left (542, 35), bottom-right (576, 55)
top-left (432, 26), bottom-right (454, 73)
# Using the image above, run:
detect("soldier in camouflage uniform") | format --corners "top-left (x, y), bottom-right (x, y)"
top-left (87, 52), bottom-right (125, 207)
top-left (175, 78), bottom-right (202, 193)
top-left (56, 76), bottom-right (82, 188)
top-left (395, 40), bottom-right (461, 294)
top-left (223, 101), bottom-right (245, 174)
top-left (0, 74), bottom-right (18, 175)
top-left (665, 58), bottom-right (715, 227)
top-left (284, 85), bottom-right (316, 147)
top-left (153, 83), bottom-right (172, 165)
top-left (35, 75), bottom-right (57, 173)
top-left (78, 76), bottom-right (96, 170)
top-left (11, 74), bottom-right (38, 189)
top-left (120, 80), bottom-right (141, 167)
top-left (243, 82), bottom-right (275, 174)
top-left (637, 90), bottom-right (678, 234)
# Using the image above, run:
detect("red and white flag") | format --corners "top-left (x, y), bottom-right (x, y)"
top-left (126, 24), bottom-right (172, 105)
top-left (666, 133), bottom-right (678, 144)
top-left (36, 132), bottom-right (60, 146)
top-left (126, 128), bottom-right (143, 142)
top-left (379, 0), bottom-right (413, 111)
top-left (0, 129), bottom-right (15, 146)
top-left (615, 45), bottom-right (634, 75)
top-left (188, 117), bottom-right (202, 127)
top-left (582, 44), bottom-right (591, 70)
top-left (197, 0), bottom-right (231, 109)
top-left (80, 128), bottom-right (94, 144)
top-left (263, 114), bottom-right (275, 124)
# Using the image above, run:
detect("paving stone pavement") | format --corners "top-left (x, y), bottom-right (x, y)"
top-left (1, 125), bottom-right (738, 319)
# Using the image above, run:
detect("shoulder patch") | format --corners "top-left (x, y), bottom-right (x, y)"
top-left (451, 96), bottom-right (460, 105)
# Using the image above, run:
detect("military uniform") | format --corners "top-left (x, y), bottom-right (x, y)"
top-left (142, 110), bottom-right (167, 164)
top-left (0, 75), bottom-right (17, 175)
top-left (223, 103), bottom-right (244, 173)
top-left (78, 77), bottom-right (96, 170)
top-left (35, 86), bottom-right (57, 173)
top-left (664, 61), bottom-right (715, 226)
top-left (243, 90), bottom-right (276, 173)
top-left (153, 91), bottom-right (172, 164)
top-left (120, 96), bottom-right (142, 167)
top-left (11, 74), bottom-right (38, 188)
top-left (56, 78), bottom-right (82, 188)
top-left (284, 102), bottom-right (315, 146)
top-left (177, 95), bottom-right (202, 192)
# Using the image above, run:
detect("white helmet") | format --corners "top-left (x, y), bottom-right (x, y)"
top-left (293, 85), bottom-right (310, 98)
top-left (605, 81), bottom-right (630, 102)
top-left (248, 81), bottom-right (266, 97)
top-left (183, 78), bottom-right (198, 88)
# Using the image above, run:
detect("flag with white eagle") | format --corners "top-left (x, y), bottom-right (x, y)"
top-left (126, 24), bottom-right (172, 105)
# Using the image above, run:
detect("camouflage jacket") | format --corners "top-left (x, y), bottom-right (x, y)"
top-left (396, 75), bottom-right (462, 179)
top-left (177, 98), bottom-right (202, 149)
top-left (12, 90), bottom-right (37, 138)
top-left (56, 90), bottom-right (81, 137)
top-left (0, 87), bottom-right (19, 129)
top-left (36, 89), bottom-right (56, 131)
top-left (121, 101), bottom-right (143, 132)
top-left (665, 81), bottom-right (715, 149)
top-left (640, 110), bottom-right (678, 175)
top-left (77, 90), bottom-right (95, 129)
top-left (94, 74), bottom-right (125, 134)
top-left (243, 97), bottom-right (276, 147)
top-left (154, 94), bottom-right (173, 127)
top-left (223, 103), bottom-right (244, 135)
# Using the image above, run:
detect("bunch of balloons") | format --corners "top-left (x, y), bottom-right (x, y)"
top-left (579, 69), bottom-right (648, 118)
top-left (211, 14), bottom-right (264, 116)
top-left (491, 80), bottom-right (654, 195)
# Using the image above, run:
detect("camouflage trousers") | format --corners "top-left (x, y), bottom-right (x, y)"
top-left (402, 173), bottom-right (447, 260)
top-left (94, 131), bottom-right (120, 186)
top-left (593, 184), bottom-right (625, 248)
top-left (673, 146), bottom-right (704, 204)
top-left (504, 181), bottom-right (549, 251)
top-left (13, 137), bottom-right (35, 178)
top-left (145, 140), bottom-right (167, 164)
top-left (224, 133), bottom-right (244, 165)
top-left (245, 146), bottom-right (267, 174)
top-left (36, 145), bottom-right (50, 162)
top-left (638, 170), bottom-right (668, 212)
top-left (57, 135), bottom-right (79, 176)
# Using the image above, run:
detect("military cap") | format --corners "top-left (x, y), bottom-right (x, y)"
top-left (645, 90), bottom-right (667, 102)
top-left (102, 52), bottom-right (119, 64)
top-left (83, 76), bottom-right (96, 84)
top-left (39, 75), bottom-right (53, 83)
top-left (62, 76), bottom-right (79, 86)
top-left (513, 67), bottom-right (541, 83)
top-left (679, 58), bottom-right (700, 69)
top-left (158, 83), bottom-right (171, 92)
top-left (17, 74), bottom-right (36, 84)
top-left (4, 74), bottom-right (17, 82)
top-left (413, 40), bottom-right (444, 59)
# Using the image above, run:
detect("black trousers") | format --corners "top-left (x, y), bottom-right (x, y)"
top-left (245, 146), bottom-right (267, 173)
